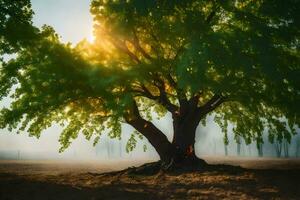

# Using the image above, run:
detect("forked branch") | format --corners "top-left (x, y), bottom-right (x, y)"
top-left (199, 94), bottom-right (226, 116)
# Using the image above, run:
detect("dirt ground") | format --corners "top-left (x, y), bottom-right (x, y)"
top-left (0, 157), bottom-right (300, 200)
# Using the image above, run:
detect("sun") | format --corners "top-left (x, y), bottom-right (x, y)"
top-left (87, 31), bottom-right (95, 43)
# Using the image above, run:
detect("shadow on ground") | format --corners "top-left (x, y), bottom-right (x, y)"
top-left (0, 173), bottom-right (155, 200)
top-left (1, 165), bottom-right (300, 200)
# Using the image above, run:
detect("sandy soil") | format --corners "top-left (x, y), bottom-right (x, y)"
top-left (0, 157), bottom-right (300, 200)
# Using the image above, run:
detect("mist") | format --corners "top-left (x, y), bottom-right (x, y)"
top-left (1, 112), bottom-right (299, 161)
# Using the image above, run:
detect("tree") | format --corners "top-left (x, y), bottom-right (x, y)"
top-left (257, 142), bottom-right (264, 157)
top-left (0, 0), bottom-right (38, 54)
top-left (274, 139), bottom-right (282, 157)
top-left (283, 138), bottom-right (289, 157)
top-left (0, 0), bottom-right (299, 170)
top-left (296, 138), bottom-right (300, 157)
top-left (236, 135), bottom-right (241, 156)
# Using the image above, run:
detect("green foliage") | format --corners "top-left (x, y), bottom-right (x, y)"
top-left (0, 24), bottom-right (118, 151)
top-left (143, 144), bottom-right (147, 152)
top-left (107, 118), bottom-right (122, 139)
top-left (125, 130), bottom-right (145, 153)
top-left (0, 0), bottom-right (38, 54)
top-left (93, 135), bottom-right (100, 146)
top-left (126, 132), bottom-right (137, 153)
top-left (0, 0), bottom-right (299, 152)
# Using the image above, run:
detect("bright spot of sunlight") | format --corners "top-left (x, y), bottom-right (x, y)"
top-left (87, 31), bottom-right (95, 43)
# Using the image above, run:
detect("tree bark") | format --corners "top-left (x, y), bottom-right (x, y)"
top-left (171, 103), bottom-right (203, 164)
top-left (125, 94), bottom-right (226, 170)
top-left (125, 100), bottom-right (175, 165)
top-left (126, 116), bottom-right (175, 163)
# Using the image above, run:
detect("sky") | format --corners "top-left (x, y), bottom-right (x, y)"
top-left (0, 0), bottom-right (299, 160)
top-left (0, 0), bottom-right (166, 160)
top-left (0, 0), bottom-right (102, 159)
top-left (31, 0), bottom-right (94, 44)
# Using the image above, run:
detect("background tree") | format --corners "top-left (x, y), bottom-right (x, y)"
top-left (283, 138), bottom-right (289, 157)
top-left (257, 141), bottom-right (264, 157)
top-left (0, 0), bottom-right (299, 169)
top-left (274, 139), bottom-right (282, 158)
top-left (296, 138), bottom-right (300, 157)
top-left (236, 135), bottom-right (241, 156)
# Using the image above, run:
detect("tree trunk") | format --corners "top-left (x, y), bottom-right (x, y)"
top-left (126, 116), bottom-right (175, 164)
top-left (125, 99), bottom-right (208, 170)
top-left (172, 115), bottom-right (199, 162)
top-left (170, 103), bottom-right (207, 168)
top-left (126, 112), bottom-right (207, 169)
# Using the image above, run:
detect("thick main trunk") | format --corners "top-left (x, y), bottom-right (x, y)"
top-left (172, 112), bottom-right (201, 163)
top-left (125, 99), bottom-right (207, 170)
top-left (126, 114), bottom-right (204, 169)
top-left (170, 96), bottom-right (202, 161)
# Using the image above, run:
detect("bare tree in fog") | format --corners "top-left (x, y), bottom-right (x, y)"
top-left (296, 139), bottom-right (300, 157)
top-left (224, 144), bottom-right (228, 156)
top-left (274, 140), bottom-right (282, 158)
top-left (283, 139), bottom-right (289, 158)
top-left (224, 133), bottom-right (229, 156)
top-left (257, 142), bottom-right (263, 157)
top-left (236, 136), bottom-right (241, 156)
top-left (247, 144), bottom-right (252, 156)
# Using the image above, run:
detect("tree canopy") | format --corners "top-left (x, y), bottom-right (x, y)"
top-left (0, 0), bottom-right (299, 154)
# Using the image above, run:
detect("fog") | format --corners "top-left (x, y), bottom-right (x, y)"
top-left (1, 112), bottom-right (300, 161)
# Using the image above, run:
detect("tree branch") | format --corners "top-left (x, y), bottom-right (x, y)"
top-left (100, 27), bottom-right (141, 64)
top-left (109, 38), bottom-right (141, 64)
top-left (205, 10), bottom-right (216, 24)
top-left (142, 82), bottom-right (178, 113)
top-left (189, 92), bottom-right (202, 109)
top-left (132, 30), bottom-right (154, 61)
top-left (198, 94), bottom-right (226, 116)
top-left (153, 76), bottom-right (179, 113)
top-left (129, 80), bottom-right (178, 114)
top-left (124, 99), bottom-right (174, 162)
top-left (167, 74), bottom-right (188, 108)
top-left (205, 3), bottom-right (219, 24)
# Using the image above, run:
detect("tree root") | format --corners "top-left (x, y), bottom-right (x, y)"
top-left (97, 157), bottom-right (244, 177)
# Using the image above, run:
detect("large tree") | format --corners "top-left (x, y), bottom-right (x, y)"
top-left (0, 0), bottom-right (299, 169)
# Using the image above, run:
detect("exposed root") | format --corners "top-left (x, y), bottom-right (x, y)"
top-left (163, 156), bottom-right (209, 172)
top-left (96, 161), bottom-right (162, 177)
top-left (96, 157), bottom-right (245, 177)
top-left (127, 161), bottom-right (162, 175)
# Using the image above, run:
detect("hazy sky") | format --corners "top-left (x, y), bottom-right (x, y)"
top-left (31, 0), bottom-right (93, 44)
top-left (0, 0), bottom-right (163, 159)
top-left (0, 0), bottom-right (99, 157)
